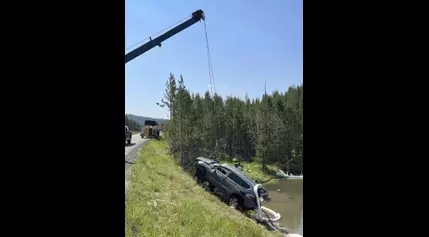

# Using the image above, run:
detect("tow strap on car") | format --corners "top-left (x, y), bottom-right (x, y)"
top-left (253, 184), bottom-right (302, 237)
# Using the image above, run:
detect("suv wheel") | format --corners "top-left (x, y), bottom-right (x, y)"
top-left (201, 181), bottom-right (211, 192)
top-left (228, 196), bottom-right (240, 210)
top-left (193, 176), bottom-right (200, 184)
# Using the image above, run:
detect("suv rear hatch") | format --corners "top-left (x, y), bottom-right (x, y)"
top-left (257, 186), bottom-right (270, 202)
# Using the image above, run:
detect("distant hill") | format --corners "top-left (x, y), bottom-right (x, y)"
top-left (126, 114), bottom-right (169, 126)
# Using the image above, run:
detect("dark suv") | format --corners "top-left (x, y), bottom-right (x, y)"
top-left (194, 157), bottom-right (270, 210)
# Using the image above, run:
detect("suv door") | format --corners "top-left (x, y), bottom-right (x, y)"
top-left (209, 166), bottom-right (231, 199)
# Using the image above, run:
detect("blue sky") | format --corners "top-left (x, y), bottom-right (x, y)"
top-left (125, 0), bottom-right (303, 119)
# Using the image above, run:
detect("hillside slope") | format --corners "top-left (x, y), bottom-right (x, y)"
top-left (125, 139), bottom-right (280, 237)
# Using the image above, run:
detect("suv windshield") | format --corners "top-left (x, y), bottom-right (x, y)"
top-left (224, 164), bottom-right (257, 186)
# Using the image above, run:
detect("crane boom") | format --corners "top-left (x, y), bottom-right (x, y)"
top-left (125, 9), bottom-right (205, 64)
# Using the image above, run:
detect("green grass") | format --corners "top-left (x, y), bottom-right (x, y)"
top-left (132, 131), bottom-right (140, 135)
top-left (125, 139), bottom-right (281, 237)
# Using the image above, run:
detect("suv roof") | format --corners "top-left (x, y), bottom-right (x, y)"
top-left (195, 157), bottom-right (258, 187)
top-left (196, 157), bottom-right (218, 164)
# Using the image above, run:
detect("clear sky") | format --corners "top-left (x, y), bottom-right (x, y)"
top-left (125, 0), bottom-right (303, 119)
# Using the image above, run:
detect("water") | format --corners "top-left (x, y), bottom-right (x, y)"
top-left (263, 179), bottom-right (303, 235)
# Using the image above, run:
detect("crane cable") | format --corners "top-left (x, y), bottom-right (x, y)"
top-left (203, 20), bottom-right (220, 157)
top-left (203, 21), bottom-right (216, 95)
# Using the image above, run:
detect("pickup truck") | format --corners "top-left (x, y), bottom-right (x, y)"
top-left (125, 126), bottom-right (132, 144)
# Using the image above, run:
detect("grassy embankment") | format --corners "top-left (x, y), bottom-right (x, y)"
top-left (125, 139), bottom-right (281, 237)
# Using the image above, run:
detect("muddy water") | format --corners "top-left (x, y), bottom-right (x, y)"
top-left (263, 179), bottom-right (303, 235)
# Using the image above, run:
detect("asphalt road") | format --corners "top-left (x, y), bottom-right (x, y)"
top-left (125, 133), bottom-right (150, 191)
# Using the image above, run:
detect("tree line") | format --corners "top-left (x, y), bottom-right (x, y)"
top-left (125, 115), bottom-right (142, 131)
top-left (159, 73), bottom-right (303, 175)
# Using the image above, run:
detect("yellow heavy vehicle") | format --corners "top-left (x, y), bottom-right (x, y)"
top-left (141, 120), bottom-right (161, 139)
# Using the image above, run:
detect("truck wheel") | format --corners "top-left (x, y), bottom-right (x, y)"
top-left (127, 140), bottom-right (131, 144)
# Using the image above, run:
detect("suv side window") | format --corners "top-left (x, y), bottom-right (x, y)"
top-left (216, 167), bottom-right (229, 175)
top-left (227, 172), bottom-right (250, 189)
